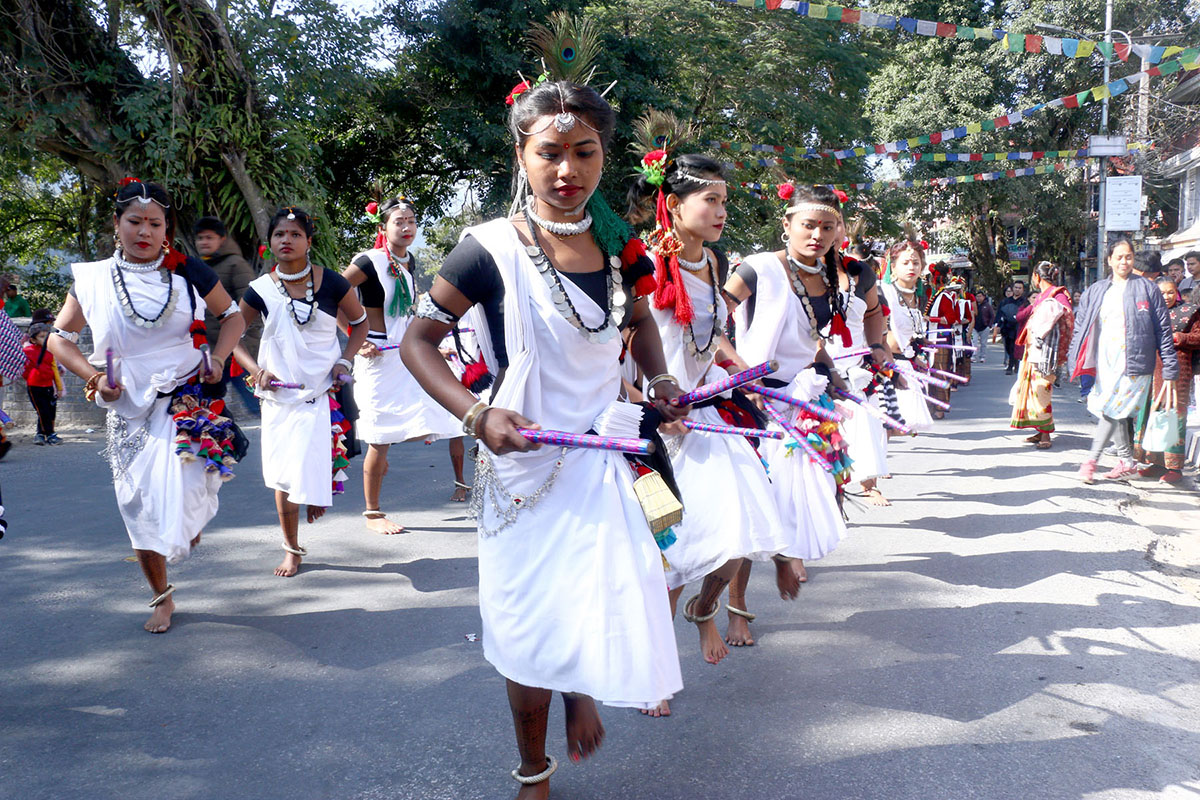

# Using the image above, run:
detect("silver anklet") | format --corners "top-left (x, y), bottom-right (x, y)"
top-left (726, 605), bottom-right (756, 621)
top-left (149, 584), bottom-right (175, 608)
top-left (282, 543), bottom-right (308, 557)
top-left (512, 755), bottom-right (557, 785)
top-left (362, 509), bottom-right (386, 518)
top-left (683, 594), bottom-right (721, 624)
top-left (453, 480), bottom-right (472, 490)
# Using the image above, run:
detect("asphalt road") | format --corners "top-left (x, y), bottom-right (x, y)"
top-left (2, 347), bottom-right (1198, 800)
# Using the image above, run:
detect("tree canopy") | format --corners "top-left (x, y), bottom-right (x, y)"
top-left (1, 0), bottom-right (1197, 295)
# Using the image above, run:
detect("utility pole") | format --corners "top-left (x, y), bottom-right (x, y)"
top-left (1095, 0), bottom-right (1114, 285)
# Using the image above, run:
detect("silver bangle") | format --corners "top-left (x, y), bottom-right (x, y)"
top-left (416, 294), bottom-right (457, 326)
top-left (51, 328), bottom-right (79, 344)
top-left (334, 358), bottom-right (353, 373)
top-left (461, 400), bottom-right (491, 437)
top-left (347, 311), bottom-right (367, 325)
top-left (219, 301), bottom-right (239, 319)
top-left (645, 373), bottom-right (678, 398)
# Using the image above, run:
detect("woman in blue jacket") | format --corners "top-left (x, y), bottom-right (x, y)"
top-left (1067, 238), bottom-right (1179, 483)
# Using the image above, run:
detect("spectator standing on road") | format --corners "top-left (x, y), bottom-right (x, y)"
top-left (4, 279), bottom-right (31, 318)
top-left (998, 281), bottom-right (1029, 374)
top-left (1178, 251), bottom-right (1200, 299)
top-left (1068, 238), bottom-right (1178, 484)
top-left (973, 292), bottom-right (994, 362)
top-left (195, 216), bottom-right (261, 414)
top-left (22, 322), bottom-right (62, 445)
top-left (1137, 278), bottom-right (1199, 483)
top-left (1009, 262), bottom-right (1073, 449)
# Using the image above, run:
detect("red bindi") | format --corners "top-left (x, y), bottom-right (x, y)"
top-left (562, 143), bottom-right (570, 149)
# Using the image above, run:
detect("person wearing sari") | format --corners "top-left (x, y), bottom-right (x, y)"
top-left (1010, 262), bottom-right (1074, 449)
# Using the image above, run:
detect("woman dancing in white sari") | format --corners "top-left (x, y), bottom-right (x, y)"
top-left (402, 74), bottom-right (688, 797)
top-left (233, 207), bottom-right (368, 577)
top-left (49, 179), bottom-right (245, 633)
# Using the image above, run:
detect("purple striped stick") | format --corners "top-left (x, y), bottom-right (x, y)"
top-left (888, 362), bottom-right (951, 389)
top-left (832, 348), bottom-right (871, 361)
top-left (683, 419), bottom-right (784, 439)
top-left (517, 428), bottom-right (655, 455)
top-left (930, 367), bottom-right (969, 384)
top-left (374, 343), bottom-right (401, 352)
top-left (671, 360), bottom-right (779, 406)
top-left (762, 401), bottom-right (833, 472)
top-left (105, 348), bottom-right (118, 389)
top-left (268, 380), bottom-right (306, 390)
top-left (199, 344), bottom-right (213, 377)
top-left (832, 387), bottom-right (912, 434)
top-left (754, 385), bottom-right (844, 423)
top-left (920, 391), bottom-right (951, 410)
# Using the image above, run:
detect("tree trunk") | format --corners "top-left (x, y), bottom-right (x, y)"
top-left (221, 150), bottom-right (270, 242)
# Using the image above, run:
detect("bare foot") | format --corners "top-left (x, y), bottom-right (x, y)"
top-left (190, 532), bottom-right (202, 549)
top-left (564, 694), bottom-right (605, 761)
top-left (862, 487), bottom-right (891, 506)
top-left (698, 617), bottom-right (729, 664)
top-left (306, 505), bottom-right (325, 524)
top-left (640, 699), bottom-right (671, 717)
top-left (725, 612), bottom-right (755, 647)
top-left (451, 486), bottom-right (468, 502)
top-left (365, 514), bottom-right (405, 535)
top-left (794, 559), bottom-right (808, 583)
top-left (774, 558), bottom-right (800, 600)
top-left (144, 596), bottom-right (174, 634)
top-left (275, 552), bottom-right (302, 577)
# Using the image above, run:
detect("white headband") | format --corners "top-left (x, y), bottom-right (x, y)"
top-left (786, 202), bottom-right (841, 217)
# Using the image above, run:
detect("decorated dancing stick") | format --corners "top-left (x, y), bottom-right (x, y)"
top-left (754, 385), bottom-right (844, 423)
top-left (517, 428), bottom-right (655, 455)
top-left (0, 408), bottom-right (11, 426)
top-left (683, 419), bottom-right (784, 439)
top-left (199, 344), bottom-right (213, 377)
top-left (930, 367), bottom-right (969, 384)
top-left (888, 361), bottom-right (951, 389)
top-left (831, 348), bottom-right (871, 361)
top-left (920, 391), bottom-right (951, 411)
top-left (105, 348), bottom-right (118, 389)
top-left (672, 360), bottom-right (779, 406)
top-left (267, 380), bottom-right (306, 390)
top-left (374, 343), bottom-right (401, 352)
top-left (762, 401), bottom-right (833, 472)
top-left (831, 387), bottom-right (912, 434)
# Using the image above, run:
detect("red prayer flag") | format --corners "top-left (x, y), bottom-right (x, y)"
top-left (936, 22), bottom-right (956, 37)
top-left (1025, 35), bottom-right (1042, 53)
top-left (1033, 151), bottom-right (1044, 158)
top-left (1114, 42), bottom-right (1130, 61)
top-left (841, 8), bottom-right (860, 23)
top-left (1062, 94), bottom-right (1080, 109)
top-left (970, 153), bottom-right (982, 161)
top-left (930, 132), bottom-right (943, 144)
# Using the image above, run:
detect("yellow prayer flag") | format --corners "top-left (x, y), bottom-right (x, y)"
top-left (1165, 46), bottom-right (1184, 57)
top-left (966, 122), bottom-right (982, 134)
top-left (1090, 84), bottom-right (1110, 100)
top-left (933, 153), bottom-right (946, 161)
top-left (1075, 40), bottom-right (1095, 57)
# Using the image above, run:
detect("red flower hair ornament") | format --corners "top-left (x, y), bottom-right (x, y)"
top-left (777, 182), bottom-right (796, 202)
top-left (832, 189), bottom-right (849, 204)
top-left (505, 80), bottom-right (532, 106)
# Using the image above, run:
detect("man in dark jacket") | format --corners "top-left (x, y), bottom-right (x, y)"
top-left (195, 217), bottom-right (261, 413)
top-left (997, 281), bottom-right (1030, 374)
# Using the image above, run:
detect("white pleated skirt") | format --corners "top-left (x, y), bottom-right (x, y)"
top-left (478, 447), bottom-right (683, 709)
top-left (662, 405), bottom-right (790, 588)
top-left (895, 387), bottom-right (935, 432)
top-left (261, 396), bottom-right (333, 507)
top-left (354, 349), bottom-right (462, 445)
top-left (110, 398), bottom-right (223, 563)
top-left (842, 399), bottom-right (889, 481)
top-left (759, 405), bottom-right (847, 561)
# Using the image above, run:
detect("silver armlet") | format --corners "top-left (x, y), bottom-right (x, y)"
top-left (416, 295), bottom-right (457, 326)
top-left (219, 301), bottom-right (239, 319)
top-left (347, 311), bottom-right (367, 326)
top-left (51, 328), bottom-right (79, 345)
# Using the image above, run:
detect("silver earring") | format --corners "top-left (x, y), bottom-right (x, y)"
top-left (781, 232), bottom-right (790, 244)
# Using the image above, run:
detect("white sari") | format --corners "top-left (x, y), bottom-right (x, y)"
top-left (733, 253), bottom-right (846, 560)
top-left (72, 258), bottom-right (219, 563)
top-left (880, 281), bottom-right (935, 432)
top-left (651, 266), bottom-right (789, 589)
top-left (251, 272), bottom-right (343, 507)
top-left (465, 219), bottom-right (682, 709)
top-left (351, 248), bottom-right (462, 444)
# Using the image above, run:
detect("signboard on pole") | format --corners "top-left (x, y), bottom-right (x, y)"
top-left (1105, 175), bottom-right (1143, 231)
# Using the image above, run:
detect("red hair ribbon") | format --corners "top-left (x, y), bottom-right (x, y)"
top-left (829, 313), bottom-right (853, 348)
top-left (649, 189), bottom-right (694, 326)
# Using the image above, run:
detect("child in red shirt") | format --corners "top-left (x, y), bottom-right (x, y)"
top-left (22, 322), bottom-right (62, 444)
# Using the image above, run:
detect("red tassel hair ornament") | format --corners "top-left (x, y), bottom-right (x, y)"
top-left (646, 188), bottom-right (694, 326)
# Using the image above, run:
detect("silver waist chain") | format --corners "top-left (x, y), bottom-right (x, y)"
top-left (469, 445), bottom-right (569, 537)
